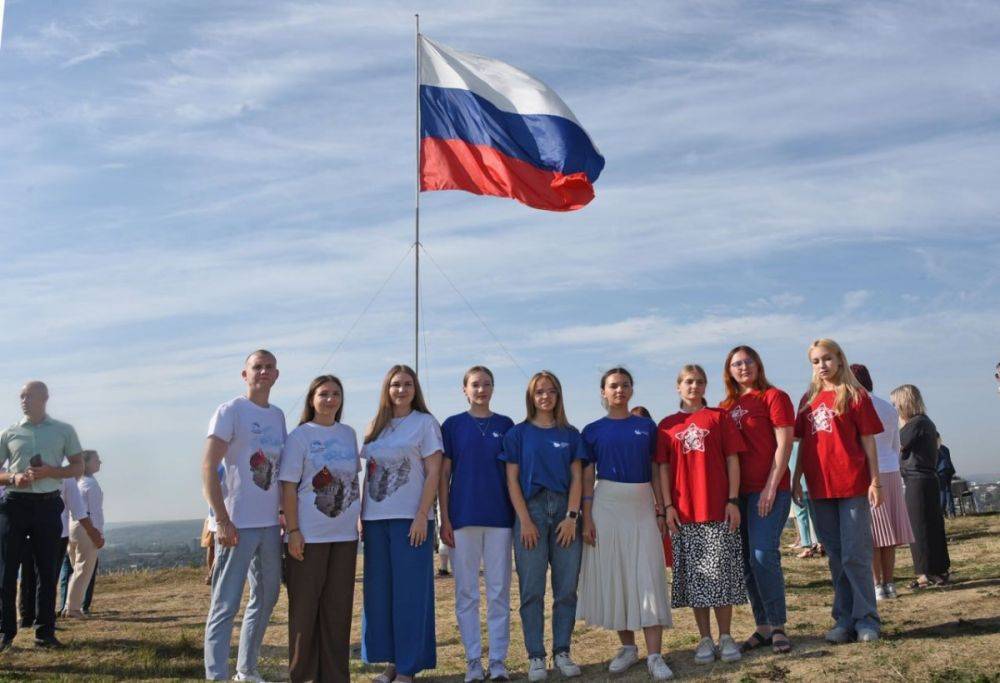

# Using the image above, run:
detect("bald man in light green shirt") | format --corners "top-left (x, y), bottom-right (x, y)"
top-left (0, 381), bottom-right (84, 649)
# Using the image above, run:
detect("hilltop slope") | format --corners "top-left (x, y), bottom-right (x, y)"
top-left (1, 515), bottom-right (998, 681)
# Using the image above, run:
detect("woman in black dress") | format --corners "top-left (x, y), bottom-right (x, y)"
top-left (889, 384), bottom-right (950, 588)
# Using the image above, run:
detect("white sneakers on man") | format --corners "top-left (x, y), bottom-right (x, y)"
top-left (527, 657), bottom-right (548, 682)
top-left (647, 653), bottom-right (674, 680)
top-left (488, 660), bottom-right (510, 681)
top-left (465, 658), bottom-right (486, 682)
top-left (554, 652), bottom-right (581, 677)
top-left (609, 645), bottom-right (639, 673)
top-left (232, 673), bottom-right (263, 683)
top-left (875, 584), bottom-right (887, 601)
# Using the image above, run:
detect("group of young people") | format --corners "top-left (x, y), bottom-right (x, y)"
top-left (201, 339), bottom-right (940, 682)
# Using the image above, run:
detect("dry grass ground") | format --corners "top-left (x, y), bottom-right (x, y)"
top-left (1, 514), bottom-right (998, 682)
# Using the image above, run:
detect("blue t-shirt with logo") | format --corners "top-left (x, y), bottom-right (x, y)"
top-left (581, 415), bottom-right (657, 484)
top-left (500, 421), bottom-right (585, 500)
top-left (442, 411), bottom-right (516, 529)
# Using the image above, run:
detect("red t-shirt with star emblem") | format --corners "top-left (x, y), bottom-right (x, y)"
top-left (721, 387), bottom-right (795, 495)
top-left (793, 389), bottom-right (883, 499)
top-left (655, 407), bottom-right (747, 524)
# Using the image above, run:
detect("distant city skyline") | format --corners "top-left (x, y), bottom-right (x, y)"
top-left (1, 1), bottom-right (998, 522)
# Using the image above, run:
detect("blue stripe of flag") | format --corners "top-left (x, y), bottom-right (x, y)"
top-left (420, 85), bottom-right (605, 183)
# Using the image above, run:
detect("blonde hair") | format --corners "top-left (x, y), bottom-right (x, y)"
top-left (676, 364), bottom-right (709, 409)
top-left (890, 384), bottom-right (927, 421)
top-left (803, 338), bottom-right (865, 414)
top-left (364, 365), bottom-right (431, 444)
top-left (525, 371), bottom-right (570, 428)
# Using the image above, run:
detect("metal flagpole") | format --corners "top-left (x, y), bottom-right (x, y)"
top-left (414, 13), bottom-right (421, 376)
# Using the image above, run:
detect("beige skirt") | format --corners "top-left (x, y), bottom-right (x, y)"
top-left (871, 470), bottom-right (915, 547)
top-left (577, 480), bottom-right (672, 630)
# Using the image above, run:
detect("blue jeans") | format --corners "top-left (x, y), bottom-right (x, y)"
top-left (811, 497), bottom-right (880, 633)
top-left (203, 525), bottom-right (282, 680)
top-left (361, 519), bottom-right (436, 677)
top-left (740, 490), bottom-right (791, 626)
top-left (513, 489), bottom-right (582, 660)
top-left (792, 493), bottom-right (814, 547)
top-left (58, 551), bottom-right (72, 613)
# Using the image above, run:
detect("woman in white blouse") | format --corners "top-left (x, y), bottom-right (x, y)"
top-left (360, 365), bottom-right (444, 683)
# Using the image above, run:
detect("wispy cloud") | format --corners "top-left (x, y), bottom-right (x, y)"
top-left (1, 1), bottom-right (999, 520)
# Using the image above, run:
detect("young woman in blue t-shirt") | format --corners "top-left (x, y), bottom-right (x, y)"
top-left (502, 371), bottom-right (585, 682)
top-left (578, 368), bottom-right (673, 680)
top-left (438, 366), bottom-right (516, 682)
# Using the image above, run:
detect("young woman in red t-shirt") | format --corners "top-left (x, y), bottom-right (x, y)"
top-left (791, 338), bottom-right (884, 644)
top-left (656, 364), bottom-right (747, 666)
top-left (719, 345), bottom-right (795, 655)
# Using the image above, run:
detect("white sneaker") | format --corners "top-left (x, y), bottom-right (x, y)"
top-left (885, 582), bottom-right (898, 599)
top-left (233, 673), bottom-right (263, 683)
top-left (609, 645), bottom-right (639, 673)
top-left (718, 634), bottom-right (741, 662)
top-left (825, 626), bottom-right (852, 644)
top-left (857, 628), bottom-right (880, 642)
top-left (528, 657), bottom-right (548, 682)
top-left (466, 658), bottom-right (485, 682)
top-left (647, 653), bottom-right (674, 680)
top-left (694, 636), bottom-right (717, 664)
top-left (554, 652), bottom-right (581, 678)
top-left (488, 660), bottom-right (510, 681)
top-left (875, 584), bottom-right (887, 601)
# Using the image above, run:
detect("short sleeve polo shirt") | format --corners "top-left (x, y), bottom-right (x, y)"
top-left (0, 416), bottom-right (82, 494)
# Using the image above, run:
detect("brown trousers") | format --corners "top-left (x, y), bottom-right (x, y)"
top-left (285, 540), bottom-right (358, 683)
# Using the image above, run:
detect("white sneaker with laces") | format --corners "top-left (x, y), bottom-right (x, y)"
top-left (875, 584), bottom-right (887, 601)
top-left (554, 652), bottom-right (581, 678)
top-left (488, 660), bottom-right (510, 681)
top-left (609, 645), bottom-right (639, 673)
top-left (466, 658), bottom-right (485, 682)
top-left (527, 657), bottom-right (548, 682)
top-left (694, 636), bottom-right (717, 664)
top-left (232, 673), bottom-right (263, 683)
top-left (885, 582), bottom-right (898, 599)
top-left (647, 653), bottom-right (674, 680)
top-left (718, 634), bottom-right (741, 662)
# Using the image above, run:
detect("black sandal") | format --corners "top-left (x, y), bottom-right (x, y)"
top-left (908, 578), bottom-right (931, 589)
top-left (771, 629), bottom-right (791, 654)
top-left (741, 631), bottom-right (772, 652)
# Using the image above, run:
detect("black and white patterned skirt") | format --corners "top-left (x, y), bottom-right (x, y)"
top-left (671, 521), bottom-right (747, 608)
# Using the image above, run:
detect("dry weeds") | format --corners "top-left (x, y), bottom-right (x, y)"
top-left (1, 514), bottom-right (998, 681)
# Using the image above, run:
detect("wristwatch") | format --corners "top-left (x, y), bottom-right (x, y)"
top-left (726, 497), bottom-right (739, 506)
top-left (566, 510), bottom-right (579, 520)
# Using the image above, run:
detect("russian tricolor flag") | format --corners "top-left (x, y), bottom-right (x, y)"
top-left (419, 36), bottom-right (605, 212)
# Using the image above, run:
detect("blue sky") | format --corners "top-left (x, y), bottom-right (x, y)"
top-left (1, 1), bottom-right (998, 522)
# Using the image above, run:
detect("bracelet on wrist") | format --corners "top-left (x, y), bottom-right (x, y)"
top-left (287, 528), bottom-right (300, 535)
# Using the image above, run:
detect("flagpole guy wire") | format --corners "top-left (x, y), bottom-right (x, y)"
top-left (312, 243), bottom-right (415, 377)
top-left (419, 243), bottom-right (529, 379)
top-left (414, 13), bottom-right (421, 376)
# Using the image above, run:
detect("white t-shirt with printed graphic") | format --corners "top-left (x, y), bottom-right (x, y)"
top-left (279, 422), bottom-right (361, 543)
top-left (208, 396), bottom-right (286, 529)
top-left (361, 411), bottom-right (444, 522)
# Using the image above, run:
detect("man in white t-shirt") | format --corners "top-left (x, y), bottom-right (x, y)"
top-left (202, 350), bottom-right (287, 682)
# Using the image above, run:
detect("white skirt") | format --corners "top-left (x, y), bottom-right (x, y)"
top-left (577, 480), bottom-right (672, 630)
